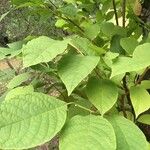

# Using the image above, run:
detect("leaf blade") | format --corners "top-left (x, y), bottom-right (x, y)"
top-left (86, 78), bottom-right (118, 115)
top-left (0, 92), bottom-right (67, 149)
top-left (58, 55), bottom-right (100, 95)
top-left (107, 116), bottom-right (148, 150)
top-left (22, 36), bottom-right (70, 68)
top-left (130, 86), bottom-right (150, 117)
top-left (60, 115), bottom-right (116, 150)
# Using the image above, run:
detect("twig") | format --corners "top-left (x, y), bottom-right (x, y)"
top-left (135, 67), bottom-right (149, 85)
top-left (50, 81), bottom-right (66, 99)
top-left (74, 103), bottom-right (95, 113)
top-left (48, 0), bottom-right (57, 9)
top-left (122, 0), bottom-right (126, 27)
top-left (48, 0), bottom-right (84, 32)
top-left (5, 58), bottom-right (18, 75)
top-left (121, 94), bottom-right (127, 118)
top-left (122, 75), bottom-right (136, 120)
top-left (112, 0), bottom-right (119, 26)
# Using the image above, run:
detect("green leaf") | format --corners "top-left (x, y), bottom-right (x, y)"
top-left (7, 72), bottom-right (31, 89)
top-left (107, 116), bottom-right (148, 150)
top-left (120, 37), bottom-right (139, 54)
top-left (84, 24), bottom-right (100, 40)
top-left (86, 78), bottom-right (118, 115)
top-left (101, 22), bottom-right (115, 37)
top-left (130, 86), bottom-right (150, 117)
top-left (22, 36), bottom-right (70, 68)
top-left (138, 114), bottom-right (150, 125)
top-left (67, 96), bottom-right (92, 118)
top-left (7, 40), bottom-right (25, 50)
top-left (0, 92), bottom-right (67, 149)
top-left (0, 11), bottom-right (10, 22)
top-left (0, 47), bottom-right (11, 60)
top-left (111, 43), bottom-right (150, 77)
top-left (11, 0), bottom-right (28, 5)
top-left (55, 19), bottom-right (66, 28)
top-left (59, 4), bottom-right (77, 18)
top-left (5, 85), bottom-right (34, 100)
top-left (58, 55), bottom-right (100, 95)
top-left (103, 51), bottom-right (119, 67)
top-left (71, 36), bottom-right (105, 56)
top-left (110, 35), bottom-right (125, 54)
top-left (60, 115), bottom-right (116, 150)
top-left (139, 80), bottom-right (150, 89)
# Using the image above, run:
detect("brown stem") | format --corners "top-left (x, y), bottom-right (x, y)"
top-left (135, 67), bottom-right (149, 85)
top-left (121, 94), bottom-right (127, 118)
top-left (123, 75), bottom-right (136, 120)
top-left (49, 81), bottom-right (66, 99)
top-left (122, 0), bottom-right (126, 27)
top-left (5, 58), bottom-right (18, 75)
top-left (112, 0), bottom-right (119, 26)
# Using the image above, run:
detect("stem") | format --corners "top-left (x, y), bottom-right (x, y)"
top-left (51, 81), bottom-right (66, 99)
top-left (121, 94), bottom-right (127, 118)
top-left (48, 0), bottom-right (84, 32)
top-left (5, 58), bottom-right (18, 75)
top-left (74, 103), bottom-right (94, 113)
top-left (122, 0), bottom-right (126, 27)
top-left (123, 75), bottom-right (136, 120)
top-left (112, 0), bottom-right (119, 26)
top-left (48, 0), bottom-right (57, 9)
top-left (135, 67), bottom-right (149, 85)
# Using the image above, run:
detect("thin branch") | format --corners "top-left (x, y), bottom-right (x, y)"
top-left (112, 0), bottom-right (119, 26)
top-left (48, 0), bottom-right (57, 9)
top-left (122, 0), bottom-right (126, 27)
top-left (50, 81), bottom-right (66, 99)
top-left (48, 0), bottom-right (84, 32)
top-left (47, 5), bottom-right (84, 33)
top-left (135, 67), bottom-right (149, 85)
top-left (121, 94), bottom-right (127, 118)
top-left (74, 103), bottom-right (95, 114)
top-left (5, 58), bottom-right (18, 75)
top-left (123, 75), bottom-right (136, 120)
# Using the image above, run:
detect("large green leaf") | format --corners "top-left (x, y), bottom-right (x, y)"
top-left (138, 114), bottom-right (150, 125)
top-left (0, 92), bottom-right (67, 149)
top-left (130, 86), bottom-right (150, 117)
top-left (120, 37), bottom-right (138, 54)
top-left (107, 116), bottom-right (148, 150)
top-left (84, 24), bottom-right (100, 40)
top-left (22, 36), bottom-right (70, 68)
top-left (71, 36), bottom-right (105, 56)
top-left (0, 47), bottom-right (12, 60)
top-left (7, 72), bottom-right (31, 89)
top-left (58, 55), bottom-right (100, 95)
top-left (139, 80), bottom-right (150, 89)
top-left (111, 43), bottom-right (150, 77)
top-left (86, 78), bottom-right (118, 115)
top-left (101, 22), bottom-right (115, 37)
top-left (60, 115), bottom-right (116, 150)
top-left (59, 4), bottom-right (77, 18)
top-left (5, 85), bottom-right (34, 100)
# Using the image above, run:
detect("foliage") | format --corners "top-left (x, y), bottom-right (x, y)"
top-left (0, 0), bottom-right (150, 149)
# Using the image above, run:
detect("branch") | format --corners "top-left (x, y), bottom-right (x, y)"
top-left (122, 0), bottom-right (126, 27)
top-left (48, 0), bottom-right (84, 32)
top-left (112, 0), bottom-right (119, 26)
top-left (121, 94), bottom-right (127, 118)
top-left (135, 67), bottom-right (149, 85)
top-left (5, 58), bottom-right (18, 75)
top-left (122, 75), bottom-right (136, 120)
